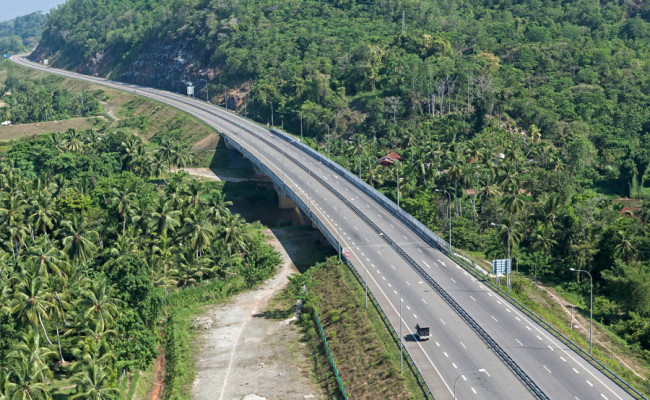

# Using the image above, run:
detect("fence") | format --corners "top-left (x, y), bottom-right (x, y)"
top-left (343, 258), bottom-right (436, 399)
top-left (312, 308), bottom-right (349, 400)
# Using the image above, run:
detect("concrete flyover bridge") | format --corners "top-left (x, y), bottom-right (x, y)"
top-left (12, 55), bottom-right (645, 400)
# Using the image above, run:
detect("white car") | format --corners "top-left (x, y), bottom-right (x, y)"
top-left (1, 120), bottom-right (11, 126)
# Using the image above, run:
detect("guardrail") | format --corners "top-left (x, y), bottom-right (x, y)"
top-left (312, 308), bottom-right (349, 400)
top-left (343, 257), bottom-right (436, 399)
top-left (446, 251), bottom-right (649, 400)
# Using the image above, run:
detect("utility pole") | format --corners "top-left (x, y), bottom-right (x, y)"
top-left (402, 10), bottom-right (405, 33)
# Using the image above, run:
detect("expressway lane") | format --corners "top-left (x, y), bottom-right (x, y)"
top-left (12, 55), bottom-right (641, 400)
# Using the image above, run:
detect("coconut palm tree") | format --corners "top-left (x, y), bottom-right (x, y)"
top-left (65, 129), bottom-right (84, 153)
top-left (502, 187), bottom-right (526, 216)
top-left (156, 139), bottom-right (177, 182)
top-left (11, 270), bottom-right (54, 346)
top-left (70, 362), bottom-right (118, 400)
top-left (7, 329), bottom-right (57, 367)
top-left (28, 239), bottom-right (70, 279)
top-left (76, 278), bottom-right (121, 334)
top-left (182, 179), bottom-right (207, 212)
top-left (150, 236), bottom-right (179, 289)
top-left (3, 355), bottom-right (52, 400)
top-left (203, 190), bottom-right (232, 224)
top-left (58, 216), bottom-right (98, 265)
top-left (44, 275), bottom-right (70, 364)
top-left (109, 189), bottom-right (135, 235)
top-left (219, 214), bottom-right (252, 257)
top-left (149, 198), bottom-right (181, 238)
top-left (615, 231), bottom-right (635, 263)
top-left (181, 213), bottom-right (215, 258)
top-left (177, 249), bottom-right (215, 286)
top-left (120, 136), bottom-right (143, 171)
top-left (28, 193), bottom-right (60, 238)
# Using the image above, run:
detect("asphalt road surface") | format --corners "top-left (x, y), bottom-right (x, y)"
top-left (12, 55), bottom-right (639, 400)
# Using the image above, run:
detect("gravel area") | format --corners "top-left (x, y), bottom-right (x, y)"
top-left (191, 229), bottom-right (322, 400)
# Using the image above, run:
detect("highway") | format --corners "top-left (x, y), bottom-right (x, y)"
top-left (11, 55), bottom-right (641, 400)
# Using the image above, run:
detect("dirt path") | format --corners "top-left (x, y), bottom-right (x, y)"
top-left (149, 349), bottom-right (165, 400)
top-left (536, 284), bottom-right (646, 380)
top-left (191, 228), bottom-right (321, 400)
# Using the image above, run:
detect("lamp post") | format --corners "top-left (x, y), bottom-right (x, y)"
top-left (491, 222), bottom-right (511, 292)
top-left (199, 78), bottom-right (209, 102)
top-left (217, 83), bottom-right (228, 110)
top-left (570, 268), bottom-right (593, 355)
top-left (292, 109), bottom-right (303, 140)
top-left (453, 369), bottom-right (487, 399)
top-left (317, 122), bottom-right (330, 158)
top-left (400, 280), bottom-right (423, 373)
top-left (265, 100), bottom-right (274, 127)
top-left (435, 189), bottom-right (452, 251)
top-left (395, 159), bottom-right (401, 207)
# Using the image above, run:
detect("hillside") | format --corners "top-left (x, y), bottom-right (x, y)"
top-left (0, 12), bottom-right (47, 54)
top-left (28, 0), bottom-right (650, 386)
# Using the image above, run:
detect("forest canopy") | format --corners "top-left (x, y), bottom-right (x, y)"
top-left (0, 12), bottom-right (47, 54)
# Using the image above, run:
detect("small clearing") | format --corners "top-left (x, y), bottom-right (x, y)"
top-left (170, 167), bottom-right (250, 182)
top-left (0, 117), bottom-right (100, 141)
top-left (191, 228), bottom-right (322, 400)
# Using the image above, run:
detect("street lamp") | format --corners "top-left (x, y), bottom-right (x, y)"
top-left (199, 78), bottom-right (209, 102)
top-left (292, 109), bottom-right (303, 140)
top-left (435, 189), bottom-right (452, 251)
top-left (395, 159), bottom-right (401, 207)
top-left (570, 268), bottom-right (593, 355)
top-left (400, 280), bottom-right (423, 374)
top-left (491, 222), bottom-right (511, 292)
top-left (317, 122), bottom-right (330, 158)
top-left (265, 100), bottom-right (274, 127)
top-left (216, 83), bottom-right (228, 109)
top-left (454, 369), bottom-right (487, 399)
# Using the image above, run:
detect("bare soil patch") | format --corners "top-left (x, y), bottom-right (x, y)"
top-left (0, 117), bottom-right (100, 141)
top-left (191, 228), bottom-right (322, 400)
top-left (192, 133), bottom-right (221, 150)
top-left (536, 284), bottom-right (648, 380)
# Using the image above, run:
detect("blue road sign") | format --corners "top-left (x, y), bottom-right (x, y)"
top-left (492, 258), bottom-right (511, 275)
top-left (4, 54), bottom-right (8, 59)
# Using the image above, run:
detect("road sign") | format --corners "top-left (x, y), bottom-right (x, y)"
top-left (492, 258), bottom-right (511, 275)
top-left (346, 251), bottom-right (349, 258)
top-left (4, 54), bottom-right (8, 59)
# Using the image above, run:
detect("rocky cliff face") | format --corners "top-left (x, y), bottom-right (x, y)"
top-left (31, 37), bottom-right (218, 97)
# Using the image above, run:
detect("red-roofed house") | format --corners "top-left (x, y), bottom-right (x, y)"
top-left (380, 152), bottom-right (402, 167)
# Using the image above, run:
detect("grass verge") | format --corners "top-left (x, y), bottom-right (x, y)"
top-left (297, 258), bottom-right (425, 400)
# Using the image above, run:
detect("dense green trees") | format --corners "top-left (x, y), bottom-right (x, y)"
top-left (1, 73), bottom-right (103, 124)
top-left (0, 128), bottom-right (279, 397)
top-left (0, 12), bottom-right (46, 54)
